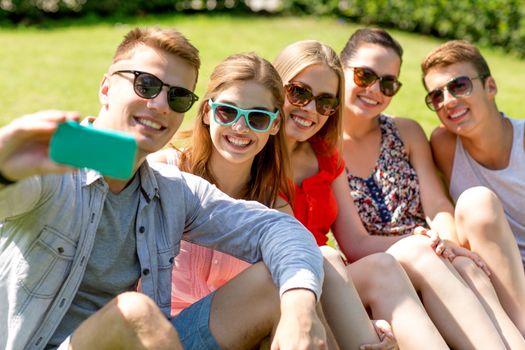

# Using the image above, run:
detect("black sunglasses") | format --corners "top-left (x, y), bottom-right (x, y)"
top-left (425, 75), bottom-right (483, 111)
top-left (112, 70), bottom-right (199, 113)
top-left (348, 67), bottom-right (402, 97)
top-left (284, 81), bottom-right (339, 116)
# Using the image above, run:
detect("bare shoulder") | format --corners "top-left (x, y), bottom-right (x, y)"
top-left (392, 117), bottom-right (428, 152)
top-left (430, 126), bottom-right (456, 182)
top-left (147, 148), bottom-right (180, 165)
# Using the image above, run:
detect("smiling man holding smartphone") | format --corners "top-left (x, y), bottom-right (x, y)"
top-left (0, 27), bottom-right (325, 350)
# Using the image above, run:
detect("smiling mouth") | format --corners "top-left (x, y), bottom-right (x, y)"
top-left (359, 95), bottom-right (379, 106)
top-left (291, 114), bottom-right (314, 128)
top-left (135, 117), bottom-right (164, 130)
top-left (449, 109), bottom-right (468, 120)
top-left (225, 135), bottom-right (252, 148)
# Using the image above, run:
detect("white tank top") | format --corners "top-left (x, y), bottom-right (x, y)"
top-left (450, 117), bottom-right (525, 267)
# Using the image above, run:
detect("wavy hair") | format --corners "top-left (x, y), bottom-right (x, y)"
top-left (177, 52), bottom-right (293, 207)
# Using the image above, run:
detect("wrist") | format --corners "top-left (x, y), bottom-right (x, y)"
top-left (281, 288), bottom-right (317, 313)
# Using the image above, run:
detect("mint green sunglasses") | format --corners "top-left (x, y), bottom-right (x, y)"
top-left (208, 99), bottom-right (279, 132)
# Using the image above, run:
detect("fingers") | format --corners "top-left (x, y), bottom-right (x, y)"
top-left (453, 248), bottom-right (491, 276)
top-left (359, 320), bottom-right (398, 350)
top-left (372, 319), bottom-right (393, 340)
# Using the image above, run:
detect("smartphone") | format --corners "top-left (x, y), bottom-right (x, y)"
top-left (50, 121), bottom-right (138, 179)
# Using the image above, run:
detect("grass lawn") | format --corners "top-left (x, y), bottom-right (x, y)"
top-left (1, 13), bottom-right (524, 133)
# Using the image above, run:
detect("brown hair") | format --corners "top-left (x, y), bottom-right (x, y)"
top-left (273, 40), bottom-right (344, 152)
top-left (421, 40), bottom-right (491, 89)
top-left (340, 27), bottom-right (403, 68)
top-left (113, 27), bottom-right (201, 85)
top-left (178, 52), bottom-right (293, 207)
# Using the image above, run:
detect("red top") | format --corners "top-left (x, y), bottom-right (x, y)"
top-left (292, 138), bottom-right (344, 246)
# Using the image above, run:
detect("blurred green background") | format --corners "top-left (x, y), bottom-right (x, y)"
top-left (1, 14), bottom-right (524, 134)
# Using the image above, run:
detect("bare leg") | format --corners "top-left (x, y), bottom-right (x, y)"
top-left (453, 256), bottom-right (525, 349)
top-left (210, 262), bottom-right (280, 349)
top-left (348, 253), bottom-right (448, 350)
top-left (316, 302), bottom-right (341, 350)
top-left (70, 292), bottom-right (182, 350)
top-left (388, 235), bottom-right (506, 350)
top-left (455, 186), bottom-right (525, 335)
top-left (319, 246), bottom-right (379, 349)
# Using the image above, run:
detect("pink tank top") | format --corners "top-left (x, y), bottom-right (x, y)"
top-left (162, 149), bottom-right (250, 316)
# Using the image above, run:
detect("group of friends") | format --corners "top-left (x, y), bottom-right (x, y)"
top-left (0, 25), bottom-right (524, 350)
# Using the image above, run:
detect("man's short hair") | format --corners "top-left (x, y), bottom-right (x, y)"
top-left (113, 27), bottom-right (201, 83)
top-left (421, 40), bottom-right (491, 89)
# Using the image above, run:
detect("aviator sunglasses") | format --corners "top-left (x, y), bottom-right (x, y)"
top-left (208, 99), bottom-right (279, 132)
top-left (285, 81), bottom-right (339, 116)
top-left (112, 70), bottom-right (199, 113)
top-left (425, 75), bottom-right (483, 111)
top-left (348, 66), bottom-right (402, 97)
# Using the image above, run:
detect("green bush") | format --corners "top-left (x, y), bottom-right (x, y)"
top-left (0, 0), bottom-right (251, 24)
top-left (281, 0), bottom-right (525, 58)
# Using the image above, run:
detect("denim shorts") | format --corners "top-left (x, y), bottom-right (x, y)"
top-left (172, 291), bottom-right (221, 349)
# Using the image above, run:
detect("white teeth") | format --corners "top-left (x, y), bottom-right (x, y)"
top-left (450, 110), bottom-right (467, 120)
top-left (360, 96), bottom-right (379, 105)
top-left (292, 115), bottom-right (313, 127)
top-left (137, 118), bottom-right (162, 130)
top-left (226, 135), bottom-right (250, 146)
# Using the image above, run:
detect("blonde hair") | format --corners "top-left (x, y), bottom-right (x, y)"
top-left (273, 40), bottom-right (344, 151)
top-left (178, 52), bottom-right (293, 207)
top-left (113, 27), bottom-right (200, 85)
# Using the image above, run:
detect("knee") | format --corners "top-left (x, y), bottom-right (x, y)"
top-left (388, 235), bottom-right (438, 271)
top-left (243, 262), bottom-right (279, 299)
top-left (360, 253), bottom-right (407, 287)
top-left (321, 246), bottom-right (351, 285)
top-left (114, 292), bottom-right (160, 327)
top-left (358, 253), bottom-right (412, 301)
top-left (456, 186), bottom-right (504, 230)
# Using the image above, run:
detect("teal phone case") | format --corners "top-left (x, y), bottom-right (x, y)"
top-left (50, 121), bottom-right (138, 179)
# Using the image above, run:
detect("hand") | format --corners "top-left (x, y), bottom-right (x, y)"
top-left (0, 110), bottom-right (80, 181)
top-left (271, 289), bottom-right (327, 350)
top-left (359, 320), bottom-right (398, 350)
top-left (414, 227), bottom-right (490, 276)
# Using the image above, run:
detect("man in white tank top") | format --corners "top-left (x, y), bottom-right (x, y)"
top-left (421, 40), bottom-right (525, 333)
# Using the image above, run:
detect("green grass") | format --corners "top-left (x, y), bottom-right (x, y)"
top-left (1, 14), bottom-right (524, 133)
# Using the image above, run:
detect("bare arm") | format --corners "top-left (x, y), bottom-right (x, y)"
top-left (429, 126), bottom-right (457, 186)
top-left (396, 118), bottom-right (458, 243)
top-left (330, 171), bottom-right (408, 262)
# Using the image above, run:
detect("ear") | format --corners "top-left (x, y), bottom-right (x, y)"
top-left (98, 74), bottom-right (110, 107)
top-left (269, 116), bottom-right (281, 135)
top-left (484, 76), bottom-right (497, 98)
top-left (202, 101), bottom-right (211, 125)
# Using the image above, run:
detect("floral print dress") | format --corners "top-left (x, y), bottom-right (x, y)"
top-left (347, 115), bottom-right (426, 236)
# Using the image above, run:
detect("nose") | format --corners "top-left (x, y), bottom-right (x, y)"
top-left (442, 88), bottom-right (458, 109)
top-left (368, 79), bottom-right (382, 94)
top-left (302, 98), bottom-right (317, 114)
top-left (231, 114), bottom-right (250, 132)
top-left (146, 88), bottom-right (171, 115)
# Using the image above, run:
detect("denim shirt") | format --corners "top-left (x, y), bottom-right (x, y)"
top-left (0, 162), bottom-right (323, 350)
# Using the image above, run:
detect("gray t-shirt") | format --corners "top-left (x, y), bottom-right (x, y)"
top-left (48, 174), bottom-right (141, 346)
